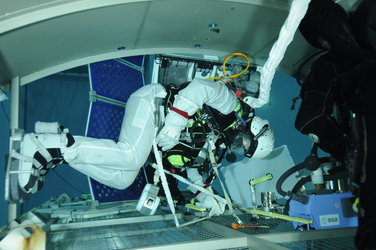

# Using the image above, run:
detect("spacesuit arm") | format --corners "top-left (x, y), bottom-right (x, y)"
top-left (186, 168), bottom-right (226, 216)
top-left (157, 79), bottom-right (239, 150)
top-left (173, 78), bottom-right (239, 115)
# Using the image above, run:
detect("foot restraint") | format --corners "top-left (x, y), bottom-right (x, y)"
top-left (6, 123), bottom-right (72, 202)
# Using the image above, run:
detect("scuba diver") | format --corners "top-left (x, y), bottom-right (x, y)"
top-left (9, 58), bottom-right (275, 217)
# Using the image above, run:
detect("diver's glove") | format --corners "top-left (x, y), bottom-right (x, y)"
top-left (157, 108), bottom-right (189, 151)
top-left (196, 187), bottom-right (226, 217)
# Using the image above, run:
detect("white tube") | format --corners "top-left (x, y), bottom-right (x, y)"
top-left (10, 77), bottom-right (19, 130)
top-left (311, 167), bottom-right (324, 185)
top-left (245, 0), bottom-right (311, 108)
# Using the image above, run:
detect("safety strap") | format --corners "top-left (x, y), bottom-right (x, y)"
top-left (10, 151), bottom-right (44, 177)
top-left (29, 133), bottom-right (52, 162)
top-left (208, 144), bottom-right (243, 224)
top-left (152, 132), bottom-right (180, 227)
top-left (151, 164), bottom-right (227, 205)
top-left (170, 107), bottom-right (190, 119)
top-left (193, 129), bottom-right (218, 165)
top-left (172, 132), bottom-right (228, 207)
top-left (152, 135), bottom-right (227, 225)
top-left (11, 150), bottom-right (34, 163)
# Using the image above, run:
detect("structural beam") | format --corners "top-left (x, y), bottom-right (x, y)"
top-left (8, 76), bottom-right (20, 223)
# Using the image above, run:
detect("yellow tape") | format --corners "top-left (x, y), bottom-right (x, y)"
top-left (185, 204), bottom-right (207, 212)
top-left (250, 209), bottom-right (313, 224)
top-left (249, 173), bottom-right (273, 186)
top-left (159, 197), bottom-right (178, 204)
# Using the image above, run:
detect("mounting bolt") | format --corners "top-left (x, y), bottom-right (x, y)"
top-left (208, 23), bottom-right (220, 33)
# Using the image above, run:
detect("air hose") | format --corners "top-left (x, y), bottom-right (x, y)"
top-left (276, 162), bottom-right (306, 197)
top-left (276, 159), bottom-right (350, 198)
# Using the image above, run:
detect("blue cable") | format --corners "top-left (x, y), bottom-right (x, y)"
top-left (235, 112), bottom-right (246, 127)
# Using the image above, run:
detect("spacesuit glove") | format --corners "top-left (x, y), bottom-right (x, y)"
top-left (195, 188), bottom-right (226, 217)
top-left (157, 109), bottom-right (188, 151)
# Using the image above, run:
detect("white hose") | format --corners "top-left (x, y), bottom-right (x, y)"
top-left (245, 0), bottom-right (311, 108)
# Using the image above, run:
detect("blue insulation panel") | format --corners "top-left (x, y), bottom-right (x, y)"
top-left (90, 57), bottom-right (143, 102)
top-left (86, 102), bottom-right (124, 141)
top-left (87, 56), bottom-right (146, 202)
top-left (122, 56), bottom-right (144, 67)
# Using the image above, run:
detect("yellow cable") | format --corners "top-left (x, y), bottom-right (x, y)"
top-left (223, 53), bottom-right (250, 79)
top-left (249, 173), bottom-right (273, 186)
top-left (185, 203), bottom-right (207, 212)
top-left (250, 209), bottom-right (313, 224)
top-left (206, 53), bottom-right (250, 81)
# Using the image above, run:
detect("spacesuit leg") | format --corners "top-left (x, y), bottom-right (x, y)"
top-left (65, 83), bottom-right (166, 189)
top-left (10, 84), bottom-right (166, 193)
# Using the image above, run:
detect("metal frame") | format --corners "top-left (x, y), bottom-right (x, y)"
top-left (255, 227), bottom-right (357, 243)
top-left (47, 210), bottom-right (356, 249)
top-left (50, 213), bottom-right (183, 231)
top-left (7, 77), bottom-right (20, 223)
top-left (2, 194), bottom-right (357, 249)
top-left (40, 198), bottom-right (356, 249)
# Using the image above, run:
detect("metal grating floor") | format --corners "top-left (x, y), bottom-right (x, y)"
top-left (40, 199), bottom-right (357, 250)
top-left (47, 220), bottom-right (223, 250)
top-left (46, 215), bottom-right (356, 249)
top-left (210, 214), bottom-right (294, 235)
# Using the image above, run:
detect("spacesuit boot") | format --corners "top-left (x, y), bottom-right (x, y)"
top-left (10, 122), bottom-right (75, 194)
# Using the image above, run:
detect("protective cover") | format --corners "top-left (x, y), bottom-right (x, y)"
top-left (221, 145), bottom-right (298, 208)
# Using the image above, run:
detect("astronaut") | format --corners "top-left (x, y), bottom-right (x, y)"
top-left (10, 78), bottom-right (274, 215)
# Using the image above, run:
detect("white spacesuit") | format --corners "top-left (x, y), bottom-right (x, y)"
top-left (12, 78), bottom-right (274, 215)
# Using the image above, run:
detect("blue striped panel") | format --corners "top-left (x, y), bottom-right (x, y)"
top-left (87, 56), bottom-right (146, 202)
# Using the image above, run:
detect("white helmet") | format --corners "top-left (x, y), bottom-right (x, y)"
top-left (230, 116), bottom-right (275, 159)
top-left (250, 116), bottom-right (275, 159)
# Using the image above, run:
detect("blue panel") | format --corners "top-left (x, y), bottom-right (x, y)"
top-left (123, 56), bottom-right (144, 67)
top-left (86, 102), bottom-right (124, 141)
top-left (289, 192), bottom-right (358, 230)
top-left (87, 56), bottom-right (146, 202)
top-left (90, 58), bottom-right (144, 102)
top-left (89, 168), bottom-right (147, 202)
